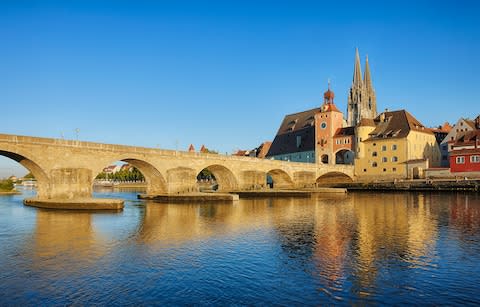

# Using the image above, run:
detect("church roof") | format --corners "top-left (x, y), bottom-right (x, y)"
top-left (266, 108), bottom-right (319, 157)
top-left (273, 108), bottom-right (320, 135)
top-left (365, 110), bottom-right (433, 141)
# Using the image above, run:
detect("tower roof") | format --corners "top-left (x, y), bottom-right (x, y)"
top-left (353, 48), bottom-right (363, 86)
top-left (323, 80), bottom-right (335, 101)
top-left (363, 55), bottom-right (373, 90)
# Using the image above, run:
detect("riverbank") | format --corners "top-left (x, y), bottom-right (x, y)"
top-left (336, 179), bottom-right (480, 192)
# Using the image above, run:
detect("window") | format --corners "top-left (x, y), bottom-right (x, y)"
top-left (392, 156), bottom-right (398, 162)
top-left (373, 143), bottom-right (376, 146)
top-left (382, 157), bottom-right (387, 162)
top-left (471, 156), bottom-right (480, 163)
top-left (392, 144), bottom-right (397, 150)
top-left (393, 168), bottom-right (397, 172)
top-left (456, 156), bottom-right (465, 164)
top-left (372, 151), bottom-right (377, 157)
top-left (382, 145), bottom-right (387, 151)
top-left (372, 162), bottom-right (378, 167)
top-left (363, 169), bottom-right (367, 172)
top-left (383, 168), bottom-right (386, 172)
top-left (296, 136), bottom-right (302, 148)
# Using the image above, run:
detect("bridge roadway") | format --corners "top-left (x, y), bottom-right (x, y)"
top-left (0, 133), bottom-right (354, 203)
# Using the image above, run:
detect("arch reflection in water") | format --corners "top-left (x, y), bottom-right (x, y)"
top-left (31, 210), bottom-right (105, 270)
top-left (4, 191), bottom-right (480, 305)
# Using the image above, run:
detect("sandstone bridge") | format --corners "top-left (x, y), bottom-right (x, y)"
top-left (0, 133), bottom-right (354, 201)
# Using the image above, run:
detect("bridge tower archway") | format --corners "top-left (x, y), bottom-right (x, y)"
top-left (0, 150), bottom-right (50, 198)
top-left (335, 149), bottom-right (355, 165)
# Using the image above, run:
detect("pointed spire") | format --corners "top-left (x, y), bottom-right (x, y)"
top-left (363, 54), bottom-right (373, 90)
top-left (353, 48), bottom-right (363, 86)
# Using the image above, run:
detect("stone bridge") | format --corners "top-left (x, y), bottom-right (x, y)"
top-left (0, 133), bottom-right (354, 200)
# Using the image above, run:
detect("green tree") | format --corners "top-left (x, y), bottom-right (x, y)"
top-left (0, 179), bottom-right (14, 191)
top-left (24, 172), bottom-right (35, 179)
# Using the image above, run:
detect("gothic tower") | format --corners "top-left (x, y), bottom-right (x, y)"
top-left (363, 55), bottom-right (377, 120)
top-left (347, 49), bottom-right (377, 126)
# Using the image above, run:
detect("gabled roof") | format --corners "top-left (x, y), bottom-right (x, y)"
top-left (334, 126), bottom-right (355, 137)
top-left (454, 130), bottom-right (480, 145)
top-left (266, 107), bottom-right (322, 157)
top-left (450, 148), bottom-right (480, 156)
top-left (358, 118), bottom-right (375, 127)
top-left (365, 110), bottom-right (432, 141)
top-left (274, 108), bottom-right (320, 135)
top-left (464, 119), bottom-right (476, 129)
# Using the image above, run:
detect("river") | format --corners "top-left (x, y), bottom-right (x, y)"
top-left (1, 188), bottom-right (480, 305)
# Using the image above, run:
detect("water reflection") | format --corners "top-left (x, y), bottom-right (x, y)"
top-left (2, 191), bottom-right (480, 304)
top-left (31, 210), bottom-right (107, 269)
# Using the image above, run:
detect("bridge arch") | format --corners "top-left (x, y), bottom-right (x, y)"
top-left (266, 169), bottom-right (294, 189)
top-left (316, 171), bottom-right (353, 186)
top-left (0, 150), bottom-right (50, 198)
top-left (198, 164), bottom-right (238, 192)
top-left (92, 158), bottom-right (167, 194)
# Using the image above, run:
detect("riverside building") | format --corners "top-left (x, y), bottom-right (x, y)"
top-left (354, 110), bottom-right (441, 180)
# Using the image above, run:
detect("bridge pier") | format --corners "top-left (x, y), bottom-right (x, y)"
top-left (239, 171), bottom-right (267, 190)
top-left (24, 168), bottom-right (124, 210)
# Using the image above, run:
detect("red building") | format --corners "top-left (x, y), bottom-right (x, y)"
top-left (449, 130), bottom-right (480, 173)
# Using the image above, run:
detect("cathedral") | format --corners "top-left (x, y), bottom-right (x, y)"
top-left (347, 48), bottom-right (377, 126)
top-left (266, 49), bottom-right (377, 165)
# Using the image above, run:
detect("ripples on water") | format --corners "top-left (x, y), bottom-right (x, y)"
top-left (1, 189), bottom-right (480, 305)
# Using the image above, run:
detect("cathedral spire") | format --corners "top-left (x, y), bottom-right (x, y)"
top-left (353, 48), bottom-right (363, 86)
top-left (363, 55), bottom-right (373, 90)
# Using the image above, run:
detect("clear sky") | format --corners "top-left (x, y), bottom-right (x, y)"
top-left (1, 0), bottom-right (479, 177)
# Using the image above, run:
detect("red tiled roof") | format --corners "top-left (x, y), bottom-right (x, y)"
top-left (366, 110), bottom-right (433, 141)
top-left (450, 148), bottom-right (480, 156)
top-left (333, 126), bottom-right (355, 137)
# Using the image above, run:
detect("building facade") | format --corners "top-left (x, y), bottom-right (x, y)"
top-left (267, 85), bottom-right (353, 164)
top-left (449, 128), bottom-right (480, 174)
top-left (354, 110), bottom-right (441, 180)
top-left (441, 116), bottom-right (479, 167)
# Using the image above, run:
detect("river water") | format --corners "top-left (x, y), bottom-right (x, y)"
top-left (1, 188), bottom-right (480, 305)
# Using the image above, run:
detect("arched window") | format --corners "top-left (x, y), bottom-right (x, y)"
top-left (372, 162), bottom-right (378, 167)
top-left (372, 151), bottom-right (377, 157)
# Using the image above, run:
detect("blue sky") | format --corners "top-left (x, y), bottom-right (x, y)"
top-left (1, 0), bottom-right (479, 177)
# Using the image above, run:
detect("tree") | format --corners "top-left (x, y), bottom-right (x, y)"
top-left (0, 179), bottom-right (14, 191)
top-left (24, 172), bottom-right (35, 179)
